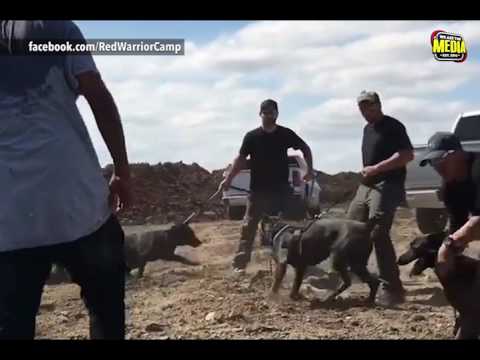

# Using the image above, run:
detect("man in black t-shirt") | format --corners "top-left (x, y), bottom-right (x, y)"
top-left (419, 132), bottom-right (480, 285)
top-left (347, 91), bottom-right (414, 307)
top-left (220, 99), bottom-right (314, 273)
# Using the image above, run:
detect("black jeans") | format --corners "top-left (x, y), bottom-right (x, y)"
top-left (0, 215), bottom-right (125, 340)
top-left (232, 185), bottom-right (293, 269)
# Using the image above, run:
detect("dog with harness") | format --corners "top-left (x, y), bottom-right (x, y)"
top-left (261, 215), bottom-right (380, 304)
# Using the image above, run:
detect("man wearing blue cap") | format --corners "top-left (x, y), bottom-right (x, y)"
top-left (420, 132), bottom-right (480, 338)
top-left (419, 132), bottom-right (480, 277)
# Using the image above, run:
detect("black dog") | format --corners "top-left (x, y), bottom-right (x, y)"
top-left (125, 223), bottom-right (202, 277)
top-left (262, 216), bottom-right (379, 303)
top-left (398, 232), bottom-right (480, 339)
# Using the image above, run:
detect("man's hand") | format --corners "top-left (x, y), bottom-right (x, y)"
top-left (436, 243), bottom-right (455, 278)
top-left (451, 227), bottom-right (474, 246)
top-left (219, 177), bottom-right (232, 192)
top-left (361, 165), bottom-right (381, 178)
top-left (303, 170), bottom-right (315, 182)
top-left (108, 168), bottom-right (132, 213)
top-left (437, 236), bottom-right (467, 278)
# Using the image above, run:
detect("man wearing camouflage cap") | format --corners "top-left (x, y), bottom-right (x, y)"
top-left (347, 91), bottom-right (414, 307)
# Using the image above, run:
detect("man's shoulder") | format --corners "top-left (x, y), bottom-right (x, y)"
top-left (276, 125), bottom-right (297, 136)
top-left (245, 127), bottom-right (263, 137)
top-left (384, 115), bottom-right (405, 128)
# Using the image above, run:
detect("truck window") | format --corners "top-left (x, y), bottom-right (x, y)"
top-left (454, 115), bottom-right (480, 141)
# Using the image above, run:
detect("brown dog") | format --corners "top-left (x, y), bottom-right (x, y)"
top-left (398, 232), bottom-right (480, 339)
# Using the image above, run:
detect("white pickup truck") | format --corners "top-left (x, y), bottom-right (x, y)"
top-left (222, 155), bottom-right (322, 220)
top-left (405, 110), bottom-right (480, 233)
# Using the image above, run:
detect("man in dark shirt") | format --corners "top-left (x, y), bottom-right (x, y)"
top-left (347, 91), bottom-right (414, 307)
top-left (420, 133), bottom-right (480, 337)
top-left (419, 132), bottom-right (480, 279)
top-left (220, 99), bottom-right (314, 273)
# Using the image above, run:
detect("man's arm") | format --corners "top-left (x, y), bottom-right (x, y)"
top-left (437, 211), bottom-right (478, 275)
top-left (220, 132), bottom-right (252, 191)
top-left (77, 71), bottom-right (132, 209)
top-left (288, 130), bottom-right (314, 179)
top-left (221, 155), bottom-right (248, 190)
top-left (451, 216), bottom-right (480, 246)
top-left (372, 149), bottom-right (414, 173)
top-left (77, 71), bottom-right (129, 175)
top-left (363, 121), bottom-right (414, 178)
top-left (296, 142), bottom-right (314, 181)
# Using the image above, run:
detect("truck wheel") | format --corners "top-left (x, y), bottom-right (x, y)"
top-left (227, 205), bottom-right (246, 220)
top-left (415, 208), bottom-right (448, 234)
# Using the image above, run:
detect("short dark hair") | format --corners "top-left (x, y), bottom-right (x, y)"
top-left (260, 99), bottom-right (278, 113)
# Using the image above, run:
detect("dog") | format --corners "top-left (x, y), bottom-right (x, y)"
top-left (125, 223), bottom-right (202, 277)
top-left (261, 216), bottom-right (379, 304)
top-left (398, 232), bottom-right (480, 339)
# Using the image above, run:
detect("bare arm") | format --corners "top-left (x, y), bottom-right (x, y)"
top-left (374, 149), bottom-right (414, 173)
top-left (299, 144), bottom-right (314, 175)
top-left (451, 216), bottom-right (480, 246)
top-left (76, 71), bottom-right (132, 209)
top-left (77, 71), bottom-right (129, 177)
top-left (223, 154), bottom-right (248, 187)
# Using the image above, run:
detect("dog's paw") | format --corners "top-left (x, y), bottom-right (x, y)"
top-left (322, 291), bottom-right (338, 303)
top-left (289, 292), bottom-right (306, 301)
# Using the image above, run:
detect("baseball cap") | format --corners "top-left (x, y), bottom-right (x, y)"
top-left (357, 90), bottom-right (380, 104)
top-left (260, 99), bottom-right (278, 112)
top-left (419, 132), bottom-right (463, 167)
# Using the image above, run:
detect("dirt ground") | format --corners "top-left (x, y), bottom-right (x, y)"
top-left (35, 208), bottom-right (480, 340)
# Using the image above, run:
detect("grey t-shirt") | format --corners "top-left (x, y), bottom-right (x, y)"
top-left (0, 20), bottom-right (111, 252)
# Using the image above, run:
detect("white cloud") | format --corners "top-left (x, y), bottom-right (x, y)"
top-left (78, 20), bottom-right (480, 174)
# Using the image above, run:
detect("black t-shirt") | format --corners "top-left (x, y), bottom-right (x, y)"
top-left (443, 153), bottom-right (480, 234)
top-left (362, 115), bottom-right (413, 185)
top-left (239, 125), bottom-right (307, 192)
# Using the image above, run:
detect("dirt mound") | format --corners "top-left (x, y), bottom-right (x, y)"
top-left (104, 162), bottom-right (226, 225)
top-left (102, 163), bottom-right (363, 225)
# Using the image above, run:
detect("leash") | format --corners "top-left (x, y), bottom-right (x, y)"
top-left (183, 188), bottom-right (222, 224)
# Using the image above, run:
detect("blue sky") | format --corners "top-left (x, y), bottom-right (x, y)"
top-left (76, 21), bottom-right (251, 44)
top-left (73, 20), bottom-right (480, 174)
